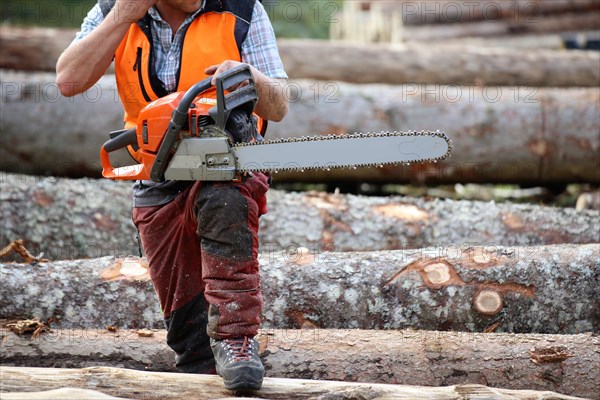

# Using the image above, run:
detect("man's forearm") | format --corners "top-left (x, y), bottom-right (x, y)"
top-left (56, 1), bottom-right (157, 97)
top-left (56, 16), bottom-right (130, 96)
top-left (252, 71), bottom-right (288, 122)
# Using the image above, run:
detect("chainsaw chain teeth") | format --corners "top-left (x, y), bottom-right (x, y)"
top-left (234, 130), bottom-right (452, 174)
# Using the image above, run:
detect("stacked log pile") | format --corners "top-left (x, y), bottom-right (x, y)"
top-left (2, 174), bottom-right (599, 260)
top-left (1, 5), bottom-right (599, 398)
top-left (1, 27), bottom-right (599, 183)
top-left (1, 174), bottom-right (599, 397)
top-left (1, 245), bottom-right (599, 332)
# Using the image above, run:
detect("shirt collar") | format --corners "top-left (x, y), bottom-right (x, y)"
top-left (148, 1), bottom-right (206, 23)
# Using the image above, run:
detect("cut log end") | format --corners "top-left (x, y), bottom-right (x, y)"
top-left (287, 247), bottom-right (316, 266)
top-left (423, 262), bottom-right (452, 285)
top-left (372, 204), bottom-right (429, 221)
top-left (474, 290), bottom-right (504, 316)
top-left (100, 258), bottom-right (150, 282)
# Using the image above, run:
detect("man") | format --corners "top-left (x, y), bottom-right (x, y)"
top-left (56, 0), bottom-right (288, 391)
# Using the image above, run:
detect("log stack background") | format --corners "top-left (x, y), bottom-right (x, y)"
top-left (1, 23), bottom-right (600, 182)
top-left (1, 1), bottom-right (599, 399)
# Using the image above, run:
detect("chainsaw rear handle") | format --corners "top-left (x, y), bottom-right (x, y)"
top-left (103, 128), bottom-right (138, 152)
top-left (150, 64), bottom-right (255, 182)
top-left (100, 128), bottom-right (146, 180)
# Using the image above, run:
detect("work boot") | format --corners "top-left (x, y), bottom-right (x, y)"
top-left (210, 337), bottom-right (264, 391)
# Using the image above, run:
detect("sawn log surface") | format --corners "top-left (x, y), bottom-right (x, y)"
top-left (1, 174), bottom-right (598, 260)
top-left (0, 329), bottom-right (597, 398)
top-left (2, 27), bottom-right (599, 87)
top-left (2, 72), bottom-right (599, 183)
top-left (1, 244), bottom-right (598, 333)
top-left (0, 365), bottom-right (588, 400)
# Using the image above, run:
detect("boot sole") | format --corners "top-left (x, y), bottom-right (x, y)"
top-left (224, 377), bottom-right (263, 391)
top-left (216, 364), bottom-right (263, 391)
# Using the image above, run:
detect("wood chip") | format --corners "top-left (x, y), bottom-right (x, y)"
top-left (530, 345), bottom-right (572, 363)
top-left (0, 240), bottom-right (47, 264)
top-left (484, 322), bottom-right (501, 333)
top-left (6, 319), bottom-right (50, 337)
top-left (136, 329), bottom-right (154, 338)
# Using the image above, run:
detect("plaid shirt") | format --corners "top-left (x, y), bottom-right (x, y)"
top-left (74, 1), bottom-right (288, 92)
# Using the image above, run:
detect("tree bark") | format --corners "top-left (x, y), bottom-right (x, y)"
top-left (402, 11), bottom-right (600, 39)
top-left (0, 26), bottom-right (84, 73)
top-left (2, 71), bottom-right (600, 183)
top-left (435, 33), bottom-right (581, 50)
top-left (1, 328), bottom-right (597, 399)
top-left (1, 244), bottom-right (598, 333)
top-left (2, 28), bottom-right (600, 87)
top-left (0, 365), bottom-right (587, 400)
top-left (426, 31), bottom-right (600, 51)
top-left (270, 81), bottom-right (600, 184)
top-left (0, 71), bottom-right (130, 178)
top-left (276, 39), bottom-right (600, 87)
top-left (2, 174), bottom-right (599, 260)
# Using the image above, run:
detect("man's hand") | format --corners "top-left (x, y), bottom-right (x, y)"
top-left (205, 60), bottom-right (249, 89)
top-left (113, 0), bottom-right (159, 23)
top-left (205, 61), bottom-right (289, 122)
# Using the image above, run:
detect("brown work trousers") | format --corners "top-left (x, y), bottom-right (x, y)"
top-left (132, 173), bottom-right (269, 374)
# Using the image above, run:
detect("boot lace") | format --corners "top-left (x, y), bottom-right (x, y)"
top-left (224, 337), bottom-right (255, 362)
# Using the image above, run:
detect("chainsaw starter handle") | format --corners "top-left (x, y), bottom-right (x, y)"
top-left (103, 128), bottom-right (138, 153)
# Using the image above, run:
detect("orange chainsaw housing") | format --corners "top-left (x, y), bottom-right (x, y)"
top-left (100, 92), bottom-right (264, 181)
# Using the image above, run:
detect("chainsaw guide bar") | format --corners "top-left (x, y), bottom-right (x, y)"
top-left (163, 130), bottom-right (452, 181)
top-left (233, 130), bottom-right (452, 173)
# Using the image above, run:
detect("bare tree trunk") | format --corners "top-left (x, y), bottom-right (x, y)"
top-left (1, 328), bottom-right (597, 398)
top-left (433, 33), bottom-right (581, 50)
top-left (2, 71), bottom-right (600, 183)
top-left (275, 39), bottom-right (600, 87)
top-left (269, 81), bottom-right (600, 184)
top-left (0, 71), bottom-right (129, 178)
top-left (402, 11), bottom-right (600, 39)
top-left (0, 174), bottom-right (138, 261)
top-left (2, 28), bottom-right (600, 86)
top-left (1, 244), bottom-right (598, 333)
top-left (2, 174), bottom-right (598, 260)
top-left (0, 366), bottom-right (586, 400)
top-left (260, 190), bottom-right (600, 252)
top-left (0, 26), bottom-right (80, 73)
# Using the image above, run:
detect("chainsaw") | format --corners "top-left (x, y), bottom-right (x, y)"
top-left (100, 65), bottom-right (451, 181)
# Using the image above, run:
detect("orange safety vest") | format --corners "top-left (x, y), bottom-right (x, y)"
top-left (112, 0), bottom-right (257, 129)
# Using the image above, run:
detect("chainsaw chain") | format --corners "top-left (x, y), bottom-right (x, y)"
top-left (233, 130), bottom-right (453, 173)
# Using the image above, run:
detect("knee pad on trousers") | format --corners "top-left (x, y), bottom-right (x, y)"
top-left (195, 184), bottom-right (253, 260)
